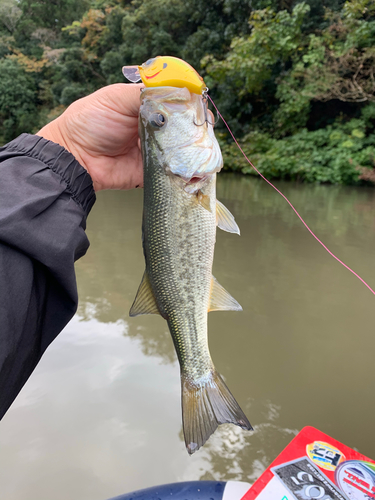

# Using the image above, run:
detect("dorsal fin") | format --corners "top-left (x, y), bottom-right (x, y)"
top-left (129, 271), bottom-right (161, 317)
top-left (216, 200), bottom-right (240, 235)
top-left (208, 276), bottom-right (242, 312)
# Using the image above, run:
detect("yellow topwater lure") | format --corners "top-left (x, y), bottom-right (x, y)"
top-left (122, 55), bottom-right (206, 95)
top-left (123, 56), bottom-right (216, 127)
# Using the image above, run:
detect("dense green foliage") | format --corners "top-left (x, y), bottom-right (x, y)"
top-left (0, 0), bottom-right (374, 184)
top-left (220, 104), bottom-right (375, 184)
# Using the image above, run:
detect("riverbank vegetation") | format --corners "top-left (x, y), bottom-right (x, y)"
top-left (0, 0), bottom-right (374, 184)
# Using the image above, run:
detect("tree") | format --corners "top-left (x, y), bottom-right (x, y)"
top-left (18, 0), bottom-right (90, 32)
top-left (0, 58), bottom-right (38, 141)
top-left (0, 0), bottom-right (22, 34)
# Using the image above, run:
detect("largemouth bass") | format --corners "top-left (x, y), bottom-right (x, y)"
top-left (130, 86), bottom-right (252, 454)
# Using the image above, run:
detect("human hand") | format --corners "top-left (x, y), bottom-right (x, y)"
top-left (37, 83), bottom-right (144, 191)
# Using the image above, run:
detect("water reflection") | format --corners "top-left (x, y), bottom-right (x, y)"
top-left (218, 173), bottom-right (375, 233)
top-left (76, 176), bottom-right (375, 462)
top-left (75, 177), bottom-right (375, 473)
top-left (1, 176), bottom-right (375, 500)
top-left (179, 401), bottom-right (298, 484)
top-left (76, 189), bottom-right (176, 363)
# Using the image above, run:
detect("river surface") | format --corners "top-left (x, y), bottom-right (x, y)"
top-left (0, 175), bottom-right (374, 500)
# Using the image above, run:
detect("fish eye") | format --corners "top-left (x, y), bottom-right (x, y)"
top-left (149, 113), bottom-right (166, 128)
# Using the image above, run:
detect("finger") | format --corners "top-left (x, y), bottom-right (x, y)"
top-left (96, 83), bottom-right (144, 117)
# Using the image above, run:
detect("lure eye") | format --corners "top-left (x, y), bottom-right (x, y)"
top-left (149, 113), bottom-right (166, 128)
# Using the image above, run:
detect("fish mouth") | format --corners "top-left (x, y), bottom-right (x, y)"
top-left (179, 174), bottom-right (211, 194)
top-left (178, 173), bottom-right (210, 185)
top-left (187, 175), bottom-right (208, 185)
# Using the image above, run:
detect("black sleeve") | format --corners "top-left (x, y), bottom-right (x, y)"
top-left (0, 133), bottom-right (96, 419)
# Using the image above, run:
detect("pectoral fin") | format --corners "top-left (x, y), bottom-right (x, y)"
top-left (208, 276), bottom-right (242, 312)
top-left (216, 200), bottom-right (240, 235)
top-left (129, 271), bottom-right (160, 317)
top-left (197, 191), bottom-right (212, 213)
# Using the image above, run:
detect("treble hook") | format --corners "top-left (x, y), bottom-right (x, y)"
top-left (194, 87), bottom-right (220, 127)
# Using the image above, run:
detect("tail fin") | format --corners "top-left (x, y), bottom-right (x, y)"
top-left (181, 370), bottom-right (252, 455)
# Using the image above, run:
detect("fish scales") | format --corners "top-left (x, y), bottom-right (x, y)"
top-left (144, 144), bottom-right (214, 373)
top-left (130, 86), bottom-right (252, 454)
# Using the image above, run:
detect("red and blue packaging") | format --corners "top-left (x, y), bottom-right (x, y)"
top-left (243, 426), bottom-right (375, 500)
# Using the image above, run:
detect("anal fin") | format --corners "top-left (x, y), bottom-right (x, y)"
top-left (129, 271), bottom-right (160, 317)
top-left (216, 200), bottom-right (240, 235)
top-left (208, 276), bottom-right (242, 312)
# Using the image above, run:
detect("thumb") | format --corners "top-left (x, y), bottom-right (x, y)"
top-left (93, 83), bottom-right (144, 118)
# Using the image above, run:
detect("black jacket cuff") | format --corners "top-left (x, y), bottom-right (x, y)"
top-left (2, 133), bottom-right (96, 215)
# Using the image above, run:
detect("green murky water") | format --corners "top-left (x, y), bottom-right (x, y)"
top-left (1, 175), bottom-right (374, 499)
